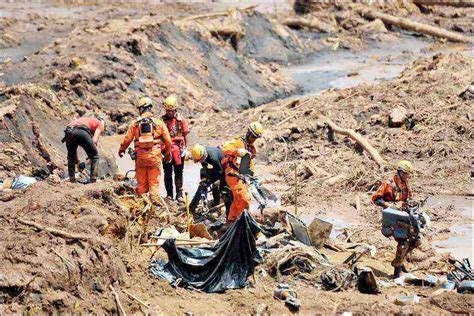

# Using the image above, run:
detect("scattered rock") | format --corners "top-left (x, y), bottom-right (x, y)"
top-left (388, 106), bottom-right (408, 128)
top-left (358, 19), bottom-right (388, 34)
top-left (253, 303), bottom-right (269, 316)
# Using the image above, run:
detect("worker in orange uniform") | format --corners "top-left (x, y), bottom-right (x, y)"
top-left (221, 122), bottom-right (264, 222)
top-left (161, 95), bottom-right (189, 203)
top-left (118, 97), bottom-right (172, 204)
top-left (371, 160), bottom-right (417, 278)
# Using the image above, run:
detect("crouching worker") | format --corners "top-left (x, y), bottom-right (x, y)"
top-left (221, 122), bottom-right (264, 223)
top-left (63, 114), bottom-right (105, 183)
top-left (372, 160), bottom-right (419, 278)
top-left (118, 97), bottom-right (172, 205)
top-left (189, 144), bottom-right (230, 215)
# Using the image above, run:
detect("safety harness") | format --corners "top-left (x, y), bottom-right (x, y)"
top-left (134, 116), bottom-right (161, 150)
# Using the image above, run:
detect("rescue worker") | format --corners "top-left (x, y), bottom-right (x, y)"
top-left (221, 122), bottom-right (264, 222)
top-left (371, 160), bottom-right (417, 278)
top-left (118, 97), bottom-right (172, 204)
top-left (161, 95), bottom-right (189, 203)
top-left (189, 144), bottom-right (229, 214)
top-left (63, 114), bottom-right (105, 183)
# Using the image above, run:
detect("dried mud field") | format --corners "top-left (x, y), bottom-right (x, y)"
top-left (1, 0), bottom-right (473, 314)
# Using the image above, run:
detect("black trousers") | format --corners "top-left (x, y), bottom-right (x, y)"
top-left (163, 160), bottom-right (184, 198)
top-left (65, 127), bottom-right (99, 182)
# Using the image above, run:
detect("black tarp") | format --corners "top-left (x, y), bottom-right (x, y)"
top-left (150, 211), bottom-right (263, 293)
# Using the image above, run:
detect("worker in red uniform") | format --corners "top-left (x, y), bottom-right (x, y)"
top-left (221, 122), bottom-right (264, 222)
top-left (372, 160), bottom-right (417, 278)
top-left (161, 95), bottom-right (189, 203)
top-left (63, 114), bottom-right (105, 183)
top-left (118, 97), bottom-right (172, 204)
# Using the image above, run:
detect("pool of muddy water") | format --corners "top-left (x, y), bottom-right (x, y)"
top-left (428, 195), bottom-right (473, 262)
top-left (285, 35), bottom-right (470, 95)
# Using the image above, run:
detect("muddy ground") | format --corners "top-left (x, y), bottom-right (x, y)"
top-left (1, 0), bottom-right (473, 314)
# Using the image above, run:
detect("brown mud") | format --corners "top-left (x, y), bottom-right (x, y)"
top-left (1, 1), bottom-right (473, 314)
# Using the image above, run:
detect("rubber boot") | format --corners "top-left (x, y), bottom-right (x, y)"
top-left (176, 191), bottom-right (185, 204)
top-left (393, 266), bottom-right (403, 279)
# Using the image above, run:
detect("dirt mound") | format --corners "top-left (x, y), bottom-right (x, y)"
top-left (0, 181), bottom-right (128, 313)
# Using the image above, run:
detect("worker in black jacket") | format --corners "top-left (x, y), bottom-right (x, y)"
top-left (189, 144), bottom-right (230, 215)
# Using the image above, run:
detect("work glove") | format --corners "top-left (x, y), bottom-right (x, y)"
top-left (118, 150), bottom-right (125, 158)
top-left (236, 148), bottom-right (249, 157)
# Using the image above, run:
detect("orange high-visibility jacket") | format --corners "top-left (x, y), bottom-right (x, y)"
top-left (371, 176), bottom-right (412, 205)
top-left (220, 137), bottom-right (256, 174)
top-left (119, 112), bottom-right (172, 157)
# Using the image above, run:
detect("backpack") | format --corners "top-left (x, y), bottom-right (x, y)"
top-left (136, 117), bottom-right (157, 149)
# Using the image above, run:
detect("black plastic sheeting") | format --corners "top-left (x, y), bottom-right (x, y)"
top-left (150, 211), bottom-right (263, 293)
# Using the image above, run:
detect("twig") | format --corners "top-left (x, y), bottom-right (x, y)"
top-left (11, 274), bottom-right (37, 303)
top-left (51, 248), bottom-right (74, 269)
top-left (123, 289), bottom-right (150, 309)
top-left (110, 285), bottom-right (127, 316)
top-left (18, 218), bottom-right (90, 241)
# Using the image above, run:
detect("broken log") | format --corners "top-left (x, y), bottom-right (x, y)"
top-left (357, 7), bottom-right (473, 43)
top-left (283, 17), bottom-right (336, 33)
top-left (181, 5), bottom-right (258, 22)
top-left (412, 0), bottom-right (474, 7)
top-left (321, 116), bottom-right (387, 167)
top-left (18, 219), bottom-right (90, 241)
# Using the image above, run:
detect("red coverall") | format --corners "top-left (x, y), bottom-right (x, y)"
top-left (162, 112), bottom-right (189, 198)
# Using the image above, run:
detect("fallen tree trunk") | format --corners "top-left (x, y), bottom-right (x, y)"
top-left (357, 7), bottom-right (473, 43)
top-left (18, 218), bottom-right (90, 241)
top-left (283, 17), bottom-right (336, 33)
top-left (181, 5), bottom-right (257, 22)
top-left (412, 0), bottom-right (474, 7)
top-left (321, 116), bottom-right (387, 167)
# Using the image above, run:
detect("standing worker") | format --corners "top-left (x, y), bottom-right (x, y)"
top-left (63, 114), bottom-right (105, 183)
top-left (221, 122), bottom-right (264, 223)
top-left (371, 160), bottom-right (418, 278)
top-left (189, 144), bottom-right (229, 214)
top-left (118, 97), bottom-right (172, 204)
top-left (161, 95), bottom-right (189, 203)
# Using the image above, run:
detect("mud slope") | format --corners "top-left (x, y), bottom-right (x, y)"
top-left (0, 10), bottom-right (301, 178)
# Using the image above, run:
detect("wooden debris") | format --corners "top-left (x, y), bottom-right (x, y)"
top-left (412, 0), bottom-right (474, 7)
top-left (357, 6), bottom-right (473, 43)
top-left (123, 289), bottom-right (150, 309)
top-left (110, 285), bottom-right (127, 316)
top-left (181, 5), bottom-right (257, 22)
top-left (320, 115), bottom-right (387, 168)
top-left (283, 16), bottom-right (336, 33)
top-left (18, 218), bottom-right (90, 241)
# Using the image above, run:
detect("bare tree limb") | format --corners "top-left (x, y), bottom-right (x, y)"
top-left (18, 219), bottom-right (90, 241)
top-left (357, 6), bottom-right (473, 43)
top-left (321, 116), bottom-right (387, 167)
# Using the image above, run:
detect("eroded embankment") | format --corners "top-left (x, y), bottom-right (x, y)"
top-left (0, 10), bottom-right (305, 179)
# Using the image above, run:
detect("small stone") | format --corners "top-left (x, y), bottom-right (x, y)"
top-left (254, 303), bottom-right (269, 316)
top-left (389, 107), bottom-right (407, 128)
